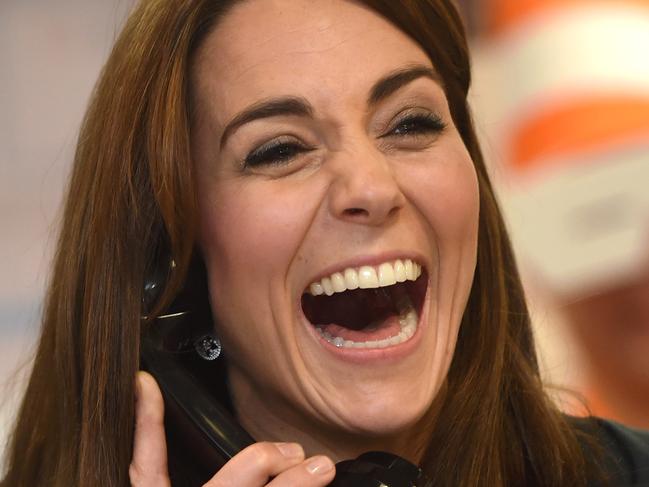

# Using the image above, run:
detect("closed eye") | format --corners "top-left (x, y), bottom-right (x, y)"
top-left (383, 111), bottom-right (446, 138)
top-left (244, 137), bottom-right (313, 168)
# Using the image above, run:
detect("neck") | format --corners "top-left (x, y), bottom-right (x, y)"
top-left (584, 364), bottom-right (649, 430)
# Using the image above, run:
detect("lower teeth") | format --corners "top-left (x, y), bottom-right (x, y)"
top-left (315, 298), bottom-right (418, 349)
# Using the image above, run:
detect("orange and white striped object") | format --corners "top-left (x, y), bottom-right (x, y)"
top-left (475, 0), bottom-right (649, 296)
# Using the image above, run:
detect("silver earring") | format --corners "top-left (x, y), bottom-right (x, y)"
top-left (194, 334), bottom-right (222, 361)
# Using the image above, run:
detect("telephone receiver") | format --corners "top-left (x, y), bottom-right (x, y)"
top-left (140, 254), bottom-right (433, 486)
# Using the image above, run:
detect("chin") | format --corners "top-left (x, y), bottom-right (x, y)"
top-left (326, 378), bottom-right (439, 438)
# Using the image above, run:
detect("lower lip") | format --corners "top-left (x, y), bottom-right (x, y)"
top-left (300, 286), bottom-right (429, 365)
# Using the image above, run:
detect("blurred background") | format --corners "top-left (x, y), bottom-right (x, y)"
top-left (1, 0), bottom-right (648, 462)
top-left (465, 0), bottom-right (649, 429)
top-left (0, 0), bottom-right (137, 459)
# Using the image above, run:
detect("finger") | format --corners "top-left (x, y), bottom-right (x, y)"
top-left (265, 455), bottom-right (336, 487)
top-left (129, 371), bottom-right (171, 487)
top-left (203, 442), bottom-right (305, 487)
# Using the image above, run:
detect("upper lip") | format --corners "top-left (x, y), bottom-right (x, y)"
top-left (302, 251), bottom-right (428, 291)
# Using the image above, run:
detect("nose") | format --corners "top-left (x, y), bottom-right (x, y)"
top-left (328, 144), bottom-right (405, 226)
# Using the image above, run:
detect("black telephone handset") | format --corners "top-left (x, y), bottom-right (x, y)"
top-left (141, 256), bottom-right (433, 487)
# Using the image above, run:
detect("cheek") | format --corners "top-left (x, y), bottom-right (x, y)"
top-left (404, 147), bottom-right (480, 249)
top-left (197, 179), bottom-right (315, 309)
top-left (402, 144), bottom-right (479, 344)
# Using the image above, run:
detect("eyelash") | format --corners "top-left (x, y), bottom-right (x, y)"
top-left (244, 138), bottom-right (312, 168)
top-left (243, 112), bottom-right (446, 168)
top-left (384, 112), bottom-right (447, 138)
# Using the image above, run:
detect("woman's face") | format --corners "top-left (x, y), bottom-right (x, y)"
top-left (192, 0), bottom-right (479, 442)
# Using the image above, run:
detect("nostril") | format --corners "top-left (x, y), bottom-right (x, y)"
top-left (345, 207), bottom-right (368, 217)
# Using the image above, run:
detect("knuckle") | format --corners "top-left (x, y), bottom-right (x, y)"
top-left (248, 441), bottom-right (277, 468)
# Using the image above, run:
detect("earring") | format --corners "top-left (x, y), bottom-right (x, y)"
top-left (194, 334), bottom-right (222, 361)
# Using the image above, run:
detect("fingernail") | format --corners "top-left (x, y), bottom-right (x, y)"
top-left (276, 442), bottom-right (304, 458)
top-left (306, 455), bottom-right (334, 475)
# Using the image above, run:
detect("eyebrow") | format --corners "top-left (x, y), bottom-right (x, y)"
top-left (220, 97), bottom-right (313, 149)
top-left (367, 64), bottom-right (440, 106)
top-left (219, 64), bottom-right (440, 149)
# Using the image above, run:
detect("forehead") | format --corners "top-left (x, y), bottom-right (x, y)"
top-left (192, 0), bottom-right (434, 121)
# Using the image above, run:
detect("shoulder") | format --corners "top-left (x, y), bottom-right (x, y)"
top-left (569, 416), bottom-right (649, 486)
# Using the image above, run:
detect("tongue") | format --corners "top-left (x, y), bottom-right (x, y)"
top-left (302, 286), bottom-right (406, 342)
top-left (318, 314), bottom-right (402, 342)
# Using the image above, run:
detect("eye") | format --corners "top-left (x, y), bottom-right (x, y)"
top-left (244, 137), bottom-right (313, 168)
top-left (384, 111), bottom-right (447, 138)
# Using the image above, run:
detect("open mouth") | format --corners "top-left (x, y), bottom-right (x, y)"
top-left (301, 259), bottom-right (427, 349)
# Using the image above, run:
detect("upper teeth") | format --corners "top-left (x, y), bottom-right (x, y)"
top-left (308, 259), bottom-right (422, 296)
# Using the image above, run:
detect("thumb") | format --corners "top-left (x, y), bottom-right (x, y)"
top-left (130, 371), bottom-right (171, 487)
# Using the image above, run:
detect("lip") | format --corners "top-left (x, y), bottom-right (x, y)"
top-left (302, 250), bottom-right (429, 291)
top-left (298, 270), bottom-right (431, 365)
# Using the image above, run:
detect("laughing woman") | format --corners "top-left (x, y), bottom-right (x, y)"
top-left (2, 1), bottom-right (649, 486)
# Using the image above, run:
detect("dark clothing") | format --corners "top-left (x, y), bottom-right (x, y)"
top-left (167, 413), bottom-right (649, 486)
top-left (572, 417), bottom-right (649, 486)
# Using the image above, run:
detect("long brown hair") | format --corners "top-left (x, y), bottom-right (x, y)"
top-left (2, 1), bottom-right (599, 485)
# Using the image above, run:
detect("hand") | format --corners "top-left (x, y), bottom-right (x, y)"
top-left (130, 371), bottom-right (336, 486)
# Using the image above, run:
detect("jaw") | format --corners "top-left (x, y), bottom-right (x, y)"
top-left (227, 264), bottom-right (456, 452)
top-left (286, 244), bottom-right (477, 433)
top-left (290, 267), bottom-right (444, 426)
top-left (291, 295), bottom-right (445, 441)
